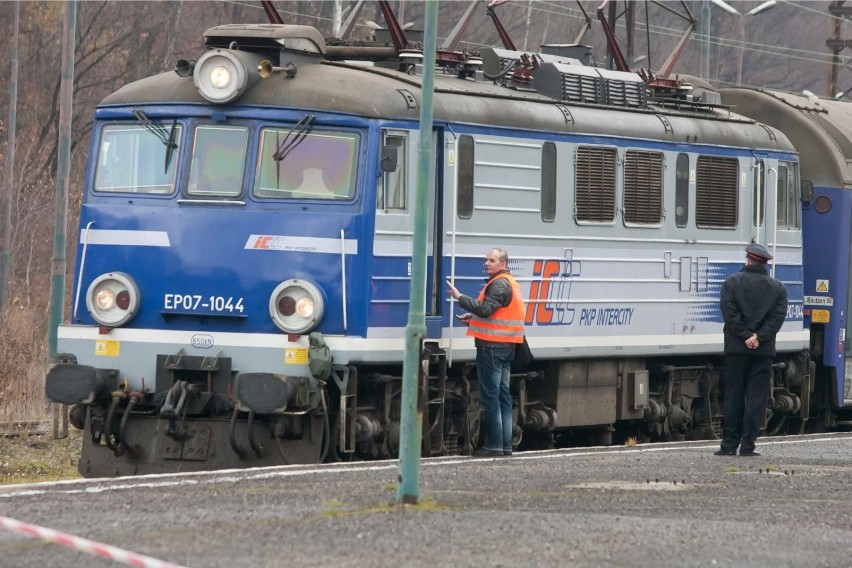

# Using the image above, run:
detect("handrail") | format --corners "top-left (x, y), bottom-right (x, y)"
top-left (72, 221), bottom-right (95, 321)
top-left (447, 127), bottom-right (459, 367)
top-left (341, 229), bottom-right (348, 332)
top-left (768, 166), bottom-right (778, 278)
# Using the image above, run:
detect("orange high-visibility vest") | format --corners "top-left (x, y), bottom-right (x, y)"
top-left (467, 273), bottom-right (525, 344)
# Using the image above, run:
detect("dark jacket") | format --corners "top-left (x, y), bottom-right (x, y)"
top-left (459, 269), bottom-right (514, 348)
top-left (720, 263), bottom-right (788, 356)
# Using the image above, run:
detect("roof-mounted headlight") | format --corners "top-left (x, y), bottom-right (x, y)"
top-left (193, 48), bottom-right (263, 104)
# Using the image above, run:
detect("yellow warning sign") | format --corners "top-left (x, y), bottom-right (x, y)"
top-left (95, 340), bottom-right (120, 357)
top-left (816, 279), bottom-right (829, 293)
top-left (284, 348), bottom-right (309, 365)
top-left (811, 309), bottom-right (830, 323)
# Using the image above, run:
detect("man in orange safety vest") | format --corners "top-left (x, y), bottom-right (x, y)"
top-left (447, 248), bottom-right (525, 457)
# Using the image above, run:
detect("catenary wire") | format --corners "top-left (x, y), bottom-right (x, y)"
top-left (219, 1), bottom-right (846, 70)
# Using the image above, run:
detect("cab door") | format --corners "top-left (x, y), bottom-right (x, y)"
top-left (374, 128), bottom-right (443, 334)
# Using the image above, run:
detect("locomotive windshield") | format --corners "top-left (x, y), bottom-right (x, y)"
top-left (94, 124), bottom-right (181, 194)
top-left (254, 128), bottom-right (358, 200)
top-left (188, 125), bottom-right (248, 196)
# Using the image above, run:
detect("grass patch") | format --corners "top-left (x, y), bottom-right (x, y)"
top-left (0, 303), bottom-right (81, 485)
top-left (724, 466), bottom-right (740, 473)
top-left (0, 429), bottom-right (83, 484)
top-left (624, 436), bottom-right (638, 447)
top-left (0, 304), bottom-right (49, 424)
top-left (403, 496), bottom-right (447, 511)
top-left (319, 496), bottom-right (449, 518)
top-left (321, 501), bottom-right (394, 518)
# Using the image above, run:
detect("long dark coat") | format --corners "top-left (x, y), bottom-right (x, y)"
top-left (720, 264), bottom-right (788, 357)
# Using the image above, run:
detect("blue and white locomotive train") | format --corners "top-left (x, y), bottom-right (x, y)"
top-left (46, 5), bottom-right (835, 477)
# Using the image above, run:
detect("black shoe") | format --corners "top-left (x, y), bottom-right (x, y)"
top-left (472, 449), bottom-right (504, 458)
top-left (503, 451), bottom-right (513, 457)
top-left (714, 449), bottom-right (736, 456)
top-left (739, 450), bottom-right (761, 457)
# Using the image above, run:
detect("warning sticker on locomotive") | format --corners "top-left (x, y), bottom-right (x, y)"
top-left (815, 279), bottom-right (829, 293)
top-left (95, 340), bottom-right (120, 357)
top-left (285, 348), bottom-right (309, 365)
top-left (804, 296), bottom-right (833, 306)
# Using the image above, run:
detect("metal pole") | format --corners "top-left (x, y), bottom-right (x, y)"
top-left (701, 1), bottom-right (711, 80)
top-left (605, 0), bottom-right (617, 70)
top-left (827, 0), bottom-right (843, 97)
top-left (626, 0), bottom-right (635, 67)
top-left (0, 1), bottom-right (20, 312)
top-left (397, 0), bottom-right (437, 506)
top-left (737, 14), bottom-right (745, 86)
top-left (47, 0), bottom-right (76, 360)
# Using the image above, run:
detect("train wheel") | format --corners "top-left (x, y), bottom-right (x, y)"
top-left (595, 427), bottom-right (614, 446)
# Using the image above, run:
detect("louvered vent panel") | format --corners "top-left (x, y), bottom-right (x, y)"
top-left (623, 151), bottom-right (663, 224)
top-left (604, 80), bottom-right (647, 108)
top-left (562, 74), bottom-right (601, 103)
top-left (533, 62), bottom-right (602, 104)
top-left (576, 146), bottom-right (617, 222)
top-left (696, 156), bottom-right (738, 228)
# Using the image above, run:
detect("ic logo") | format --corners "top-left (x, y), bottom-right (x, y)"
top-left (191, 334), bottom-right (215, 349)
top-left (526, 259), bottom-right (581, 326)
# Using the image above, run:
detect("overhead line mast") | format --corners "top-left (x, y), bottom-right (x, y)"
top-left (827, 0), bottom-right (852, 98)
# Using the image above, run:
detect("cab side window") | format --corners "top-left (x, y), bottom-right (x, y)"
top-left (776, 162), bottom-right (801, 229)
top-left (377, 131), bottom-right (407, 211)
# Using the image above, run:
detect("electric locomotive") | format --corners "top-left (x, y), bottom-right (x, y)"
top-left (46, 19), bottom-right (811, 477)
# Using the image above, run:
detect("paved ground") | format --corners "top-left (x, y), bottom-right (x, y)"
top-left (1, 433), bottom-right (851, 568)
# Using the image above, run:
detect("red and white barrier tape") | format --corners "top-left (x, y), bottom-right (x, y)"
top-left (0, 515), bottom-right (187, 568)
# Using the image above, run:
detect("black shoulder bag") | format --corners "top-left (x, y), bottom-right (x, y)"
top-left (511, 336), bottom-right (533, 372)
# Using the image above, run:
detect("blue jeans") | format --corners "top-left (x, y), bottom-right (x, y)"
top-left (476, 345), bottom-right (515, 453)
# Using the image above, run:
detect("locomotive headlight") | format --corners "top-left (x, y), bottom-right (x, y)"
top-left (295, 297), bottom-right (315, 318)
top-left (86, 272), bottom-right (140, 327)
top-left (193, 49), bottom-right (263, 105)
top-left (209, 65), bottom-right (232, 89)
top-left (95, 289), bottom-right (116, 311)
top-left (269, 279), bottom-right (324, 334)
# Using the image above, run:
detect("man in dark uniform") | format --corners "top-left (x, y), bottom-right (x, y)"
top-left (715, 243), bottom-right (788, 457)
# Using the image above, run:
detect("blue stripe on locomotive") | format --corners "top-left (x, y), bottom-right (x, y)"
top-left (688, 262), bottom-right (804, 324)
top-left (369, 256), bottom-right (804, 329)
